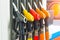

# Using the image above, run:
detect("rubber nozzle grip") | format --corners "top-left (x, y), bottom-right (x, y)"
top-left (28, 2), bottom-right (40, 20)
top-left (30, 9), bottom-right (40, 21)
top-left (23, 10), bottom-right (34, 22)
top-left (41, 8), bottom-right (50, 18)
top-left (36, 8), bottom-right (46, 19)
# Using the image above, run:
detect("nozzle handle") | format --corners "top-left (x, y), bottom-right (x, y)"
top-left (28, 2), bottom-right (32, 9)
top-left (17, 13), bottom-right (27, 23)
top-left (21, 2), bottom-right (25, 10)
top-left (12, 2), bottom-right (27, 23)
top-left (34, 2), bottom-right (38, 8)
top-left (12, 2), bottom-right (18, 11)
top-left (39, 2), bottom-right (43, 8)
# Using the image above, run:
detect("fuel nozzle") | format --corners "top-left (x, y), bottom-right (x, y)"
top-left (39, 2), bottom-right (50, 18)
top-left (12, 2), bottom-right (27, 23)
top-left (28, 2), bottom-right (40, 40)
top-left (39, 2), bottom-right (50, 40)
top-left (34, 2), bottom-right (46, 19)
top-left (28, 2), bottom-right (40, 21)
top-left (21, 2), bottom-right (34, 22)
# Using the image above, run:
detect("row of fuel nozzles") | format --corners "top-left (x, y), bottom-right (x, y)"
top-left (12, 1), bottom-right (50, 40)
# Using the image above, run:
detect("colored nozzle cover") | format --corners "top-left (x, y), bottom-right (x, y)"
top-left (21, 3), bottom-right (34, 22)
top-left (40, 33), bottom-right (44, 40)
top-left (28, 2), bottom-right (40, 21)
top-left (34, 36), bottom-right (38, 40)
top-left (39, 2), bottom-right (50, 18)
top-left (34, 2), bottom-right (46, 19)
top-left (41, 8), bottom-right (50, 18)
top-left (36, 8), bottom-right (46, 19)
top-left (30, 9), bottom-right (40, 21)
top-left (23, 10), bottom-right (34, 22)
top-left (45, 32), bottom-right (49, 40)
top-left (27, 38), bottom-right (33, 40)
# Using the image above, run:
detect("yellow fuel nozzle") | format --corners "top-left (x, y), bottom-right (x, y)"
top-left (34, 2), bottom-right (46, 19)
top-left (27, 38), bottom-right (33, 40)
top-left (21, 3), bottom-right (34, 22)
